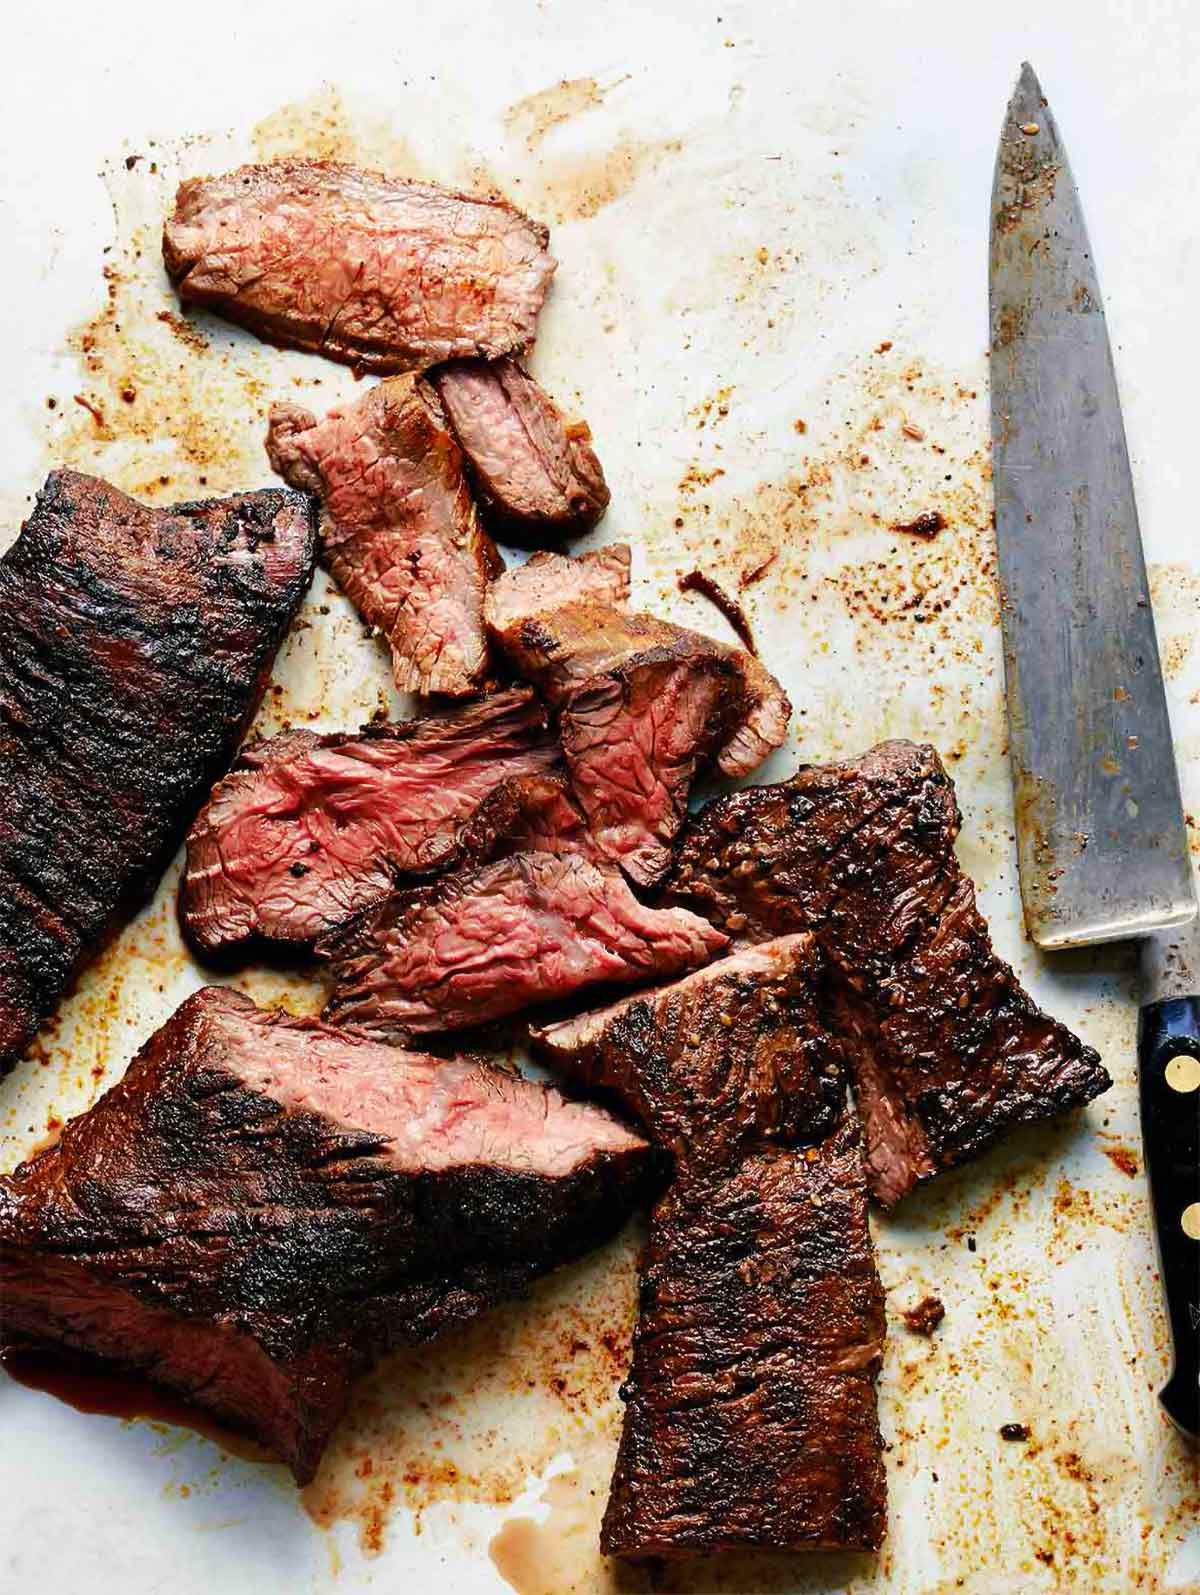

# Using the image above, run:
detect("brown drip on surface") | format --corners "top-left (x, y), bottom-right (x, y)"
top-left (0, 1350), bottom-right (276, 1467)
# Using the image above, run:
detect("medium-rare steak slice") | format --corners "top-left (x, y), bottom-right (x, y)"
top-left (602, 1119), bottom-right (886, 1557)
top-left (483, 545), bottom-right (631, 638)
top-left (0, 470), bottom-right (315, 1078)
top-left (0, 987), bottom-right (653, 1484)
top-left (429, 358), bottom-right (609, 544)
top-left (491, 598), bottom-right (791, 886)
top-left (267, 378), bottom-right (501, 697)
top-left (532, 937), bottom-right (885, 1556)
top-left (667, 740), bottom-right (1112, 1205)
top-left (163, 161), bottom-right (556, 373)
top-left (321, 786), bottom-right (729, 1037)
top-left (180, 689), bottom-right (560, 959)
top-left (532, 935), bottom-right (844, 1169)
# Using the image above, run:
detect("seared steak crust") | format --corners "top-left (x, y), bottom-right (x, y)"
top-left (667, 740), bottom-right (1111, 1204)
top-left (163, 161), bottom-right (556, 373)
top-left (0, 470), bottom-right (315, 1077)
top-left (602, 1122), bottom-right (886, 1557)
top-left (430, 357), bottom-right (609, 544)
top-left (180, 689), bottom-right (560, 959)
top-left (267, 379), bottom-right (501, 697)
top-left (532, 939), bottom-right (886, 1557)
top-left (0, 987), bottom-right (652, 1483)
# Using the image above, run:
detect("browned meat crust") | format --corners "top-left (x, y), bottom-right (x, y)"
top-left (667, 740), bottom-right (1112, 1205)
top-left (0, 470), bottom-right (315, 1077)
top-left (0, 987), bottom-right (653, 1483)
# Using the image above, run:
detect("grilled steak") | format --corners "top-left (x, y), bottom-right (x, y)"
top-left (0, 471), bottom-right (315, 1078)
top-left (603, 1121), bottom-right (886, 1557)
top-left (163, 161), bottom-right (556, 373)
top-left (267, 378), bottom-right (501, 697)
top-left (429, 358), bottom-right (609, 544)
top-left (180, 689), bottom-right (560, 959)
top-left (483, 545), bottom-right (631, 637)
top-left (667, 740), bottom-right (1112, 1205)
top-left (0, 987), bottom-right (652, 1484)
top-left (321, 781), bottom-right (729, 1037)
top-left (532, 937), bottom-right (885, 1556)
top-left (492, 597), bottom-right (790, 887)
top-left (532, 936), bottom-right (844, 1169)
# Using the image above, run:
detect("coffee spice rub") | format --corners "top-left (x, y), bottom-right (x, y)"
top-left (667, 739), bottom-right (1111, 1205)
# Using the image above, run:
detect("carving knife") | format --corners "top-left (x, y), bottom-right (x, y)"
top-left (989, 63), bottom-right (1199, 1437)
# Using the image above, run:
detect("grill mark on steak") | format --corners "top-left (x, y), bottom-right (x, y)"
top-left (320, 778), bottom-right (728, 1037)
top-left (488, 593), bottom-right (790, 888)
top-left (267, 378), bottom-right (501, 698)
top-left (179, 688), bottom-right (560, 960)
top-left (0, 471), bottom-right (315, 1077)
top-left (667, 740), bottom-right (1112, 1205)
top-left (0, 987), bottom-right (654, 1483)
top-left (163, 161), bottom-right (556, 374)
top-left (531, 938), bottom-right (886, 1556)
top-left (429, 357), bottom-right (610, 545)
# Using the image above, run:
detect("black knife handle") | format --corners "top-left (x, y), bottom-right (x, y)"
top-left (1138, 995), bottom-right (1200, 1440)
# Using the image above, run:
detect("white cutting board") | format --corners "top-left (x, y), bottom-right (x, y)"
top-left (2, 2), bottom-right (1199, 1591)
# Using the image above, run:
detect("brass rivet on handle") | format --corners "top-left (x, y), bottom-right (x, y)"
top-left (1164, 1054), bottom-right (1200, 1095)
top-left (1182, 1204), bottom-right (1200, 1241)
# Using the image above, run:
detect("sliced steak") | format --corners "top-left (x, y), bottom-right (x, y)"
top-left (321, 801), bottom-right (729, 1037)
top-left (267, 378), bottom-right (501, 697)
top-left (163, 161), bottom-right (555, 373)
top-left (483, 546), bottom-right (631, 638)
top-left (532, 936), bottom-right (844, 1169)
top-left (180, 689), bottom-right (560, 959)
top-left (429, 357), bottom-right (609, 544)
top-left (0, 470), bottom-right (315, 1078)
top-left (492, 599), bottom-right (791, 886)
top-left (0, 986), bottom-right (653, 1484)
top-left (602, 1119), bottom-right (886, 1557)
top-left (667, 740), bottom-right (1112, 1205)
top-left (533, 938), bottom-right (885, 1556)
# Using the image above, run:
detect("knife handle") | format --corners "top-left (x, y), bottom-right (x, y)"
top-left (1138, 995), bottom-right (1200, 1440)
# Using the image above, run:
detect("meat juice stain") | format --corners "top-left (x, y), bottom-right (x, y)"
top-left (0, 1351), bottom-right (274, 1468)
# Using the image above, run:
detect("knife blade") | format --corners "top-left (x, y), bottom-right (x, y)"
top-left (991, 63), bottom-right (1200, 1441)
top-left (989, 62), bottom-right (1196, 950)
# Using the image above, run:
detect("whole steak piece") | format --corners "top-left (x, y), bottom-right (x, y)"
top-left (532, 938), bottom-right (887, 1557)
top-left (0, 470), bottom-right (315, 1078)
top-left (429, 357), bottom-right (610, 545)
top-left (180, 688), bottom-right (560, 959)
top-left (667, 740), bottom-right (1112, 1205)
top-left (267, 377), bottom-right (502, 697)
top-left (0, 987), bottom-right (654, 1484)
top-left (490, 589), bottom-right (791, 888)
top-left (163, 161), bottom-right (556, 374)
top-left (321, 776), bottom-right (729, 1038)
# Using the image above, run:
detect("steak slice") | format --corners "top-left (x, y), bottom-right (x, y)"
top-left (532, 938), bottom-right (885, 1556)
top-left (429, 358), bottom-right (609, 544)
top-left (483, 545), bottom-right (631, 638)
top-left (0, 987), bottom-right (653, 1484)
top-left (0, 470), bottom-right (315, 1078)
top-left (163, 161), bottom-right (556, 373)
top-left (667, 740), bottom-right (1112, 1205)
top-left (602, 1120), bottom-right (886, 1557)
top-left (320, 789), bottom-right (729, 1037)
top-left (267, 378), bottom-right (501, 697)
top-left (492, 598), bottom-right (791, 886)
top-left (532, 936), bottom-right (844, 1170)
top-left (180, 689), bottom-right (561, 959)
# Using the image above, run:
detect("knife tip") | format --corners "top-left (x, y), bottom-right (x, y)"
top-left (1010, 60), bottom-right (1046, 117)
